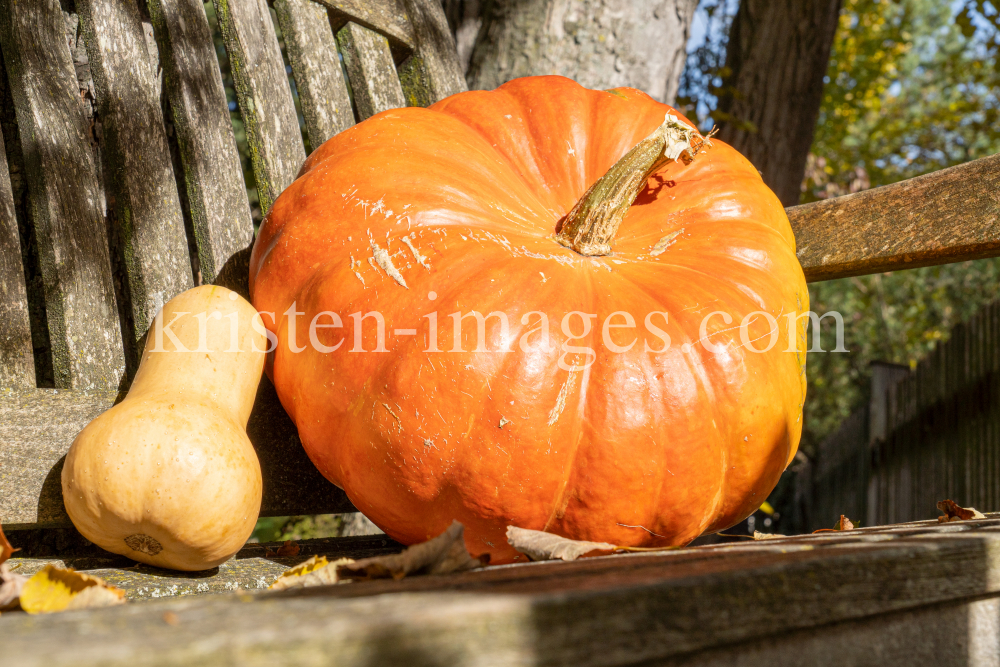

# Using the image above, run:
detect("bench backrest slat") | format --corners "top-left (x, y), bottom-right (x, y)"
top-left (212, 0), bottom-right (307, 215)
top-left (146, 0), bottom-right (255, 290)
top-left (0, 126), bottom-right (33, 389)
top-left (338, 22), bottom-right (407, 120)
top-left (322, 0), bottom-right (415, 55)
top-left (0, 0), bottom-right (468, 531)
top-left (78, 0), bottom-right (195, 363)
top-left (0, 0), bottom-right (124, 391)
top-left (400, 0), bottom-right (467, 103)
top-left (275, 0), bottom-right (356, 148)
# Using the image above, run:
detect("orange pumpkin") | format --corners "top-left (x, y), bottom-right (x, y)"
top-left (250, 76), bottom-right (807, 562)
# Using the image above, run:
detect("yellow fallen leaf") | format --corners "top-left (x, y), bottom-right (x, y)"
top-left (19, 565), bottom-right (125, 614)
top-left (269, 555), bottom-right (354, 591)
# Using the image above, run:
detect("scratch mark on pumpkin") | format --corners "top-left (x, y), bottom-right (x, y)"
top-left (520, 246), bottom-right (576, 266)
top-left (499, 416), bottom-right (511, 428)
top-left (618, 523), bottom-right (668, 538)
top-left (649, 230), bottom-right (684, 257)
top-left (402, 235), bottom-right (430, 269)
top-left (463, 413), bottom-right (475, 438)
top-left (547, 371), bottom-right (579, 426)
top-left (370, 240), bottom-right (408, 288)
top-left (349, 256), bottom-right (366, 286)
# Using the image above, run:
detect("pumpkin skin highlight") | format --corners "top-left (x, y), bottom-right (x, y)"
top-left (250, 76), bottom-right (808, 563)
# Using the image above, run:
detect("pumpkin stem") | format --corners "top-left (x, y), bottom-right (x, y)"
top-left (555, 114), bottom-right (711, 257)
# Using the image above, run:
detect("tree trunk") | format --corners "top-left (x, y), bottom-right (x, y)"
top-left (442, 0), bottom-right (482, 76)
top-left (715, 0), bottom-right (842, 207)
top-left (464, 0), bottom-right (698, 104)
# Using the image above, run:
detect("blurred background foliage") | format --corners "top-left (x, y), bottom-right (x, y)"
top-left (682, 0), bottom-right (1000, 457)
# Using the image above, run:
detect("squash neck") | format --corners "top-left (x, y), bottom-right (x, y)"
top-left (555, 114), bottom-right (709, 257)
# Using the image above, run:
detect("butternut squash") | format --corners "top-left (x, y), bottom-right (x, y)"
top-left (62, 286), bottom-right (267, 571)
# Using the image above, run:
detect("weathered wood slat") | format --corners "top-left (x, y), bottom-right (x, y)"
top-left (6, 534), bottom-right (401, 600)
top-left (0, 380), bottom-right (354, 529)
top-left (77, 0), bottom-right (194, 355)
top-left (0, 120), bottom-right (34, 389)
top-left (337, 22), bottom-right (407, 120)
top-left (212, 0), bottom-right (306, 215)
top-left (399, 0), bottom-right (467, 104)
top-left (273, 0), bottom-right (355, 150)
top-left (789, 152), bottom-right (1000, 282)
top-left (3, 520), bottom-right (1000, 665)
top-left (317, 0), bottom-right (415, 58)
top-left (0, 0), bottom-right (125, 391)
top-left (146, 0), bottom-right (255, 292)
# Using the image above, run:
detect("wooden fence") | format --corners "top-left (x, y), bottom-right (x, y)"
top-left (804, 304), bottom-right (1000, 530)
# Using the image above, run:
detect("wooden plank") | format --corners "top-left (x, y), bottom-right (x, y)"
top-left (273, 0), bottom-right (355, 150)
top-left (77, 0), bottom-right (194, 354)
top-left (789, 152), bottom-right (1000, 282)
top-left (0, 116), bottom-right (34, 389)
top-left (399, 0), bottom-right (467, 104)
top-left (211, 0), bottom-right (306, 215)
top-left (146, 0), bottom-right (255, 292)
top-left (0, 383), bottom-right (354, 529)
top-left (316, 0), bottom-right (415, 59)
top-left (2, 522), bottom-right (1000, 664)
top-left (0, 0), bottom-right (125, 391)
top-left (6, 534), bottom-right (402, 600)
top-left (336, 22), bottom-right (406, 120)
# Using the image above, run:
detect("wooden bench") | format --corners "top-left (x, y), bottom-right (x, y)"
top-left (0, 0), bottom-right (464, 536)
top-left (2, 0), bottom-right (1000, 661)
top-left (6, 515), bottom-right (1000, 665)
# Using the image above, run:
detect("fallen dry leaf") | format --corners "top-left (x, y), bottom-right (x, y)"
top-left (339, 521), bottom-right (485, 580)
top-left (0, 523), bottom-right (16, 565)
top-left (937, 499), bottom-right (986, 522)
top-left (506, 526), bottom-right (615, 562)
top-left (0, 563), bottom-right (27, 612)
top-left (0, 524), bottom-right (26, 612)
top-left (265, 540), bottom-right (301, 558)
top-left (19, 564), bottom-right (125, 614)
top-left (835, 515), bottom-right (855, 531)
top-left (753, 531), bottom-right (787, 540)
top-left (269, 555), bottom-right (354, 591)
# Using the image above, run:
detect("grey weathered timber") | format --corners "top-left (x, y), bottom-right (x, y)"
top-left (3, 518), bottom-right (1000, 665)
top-left (337, 22), bottom-right (407, 120)
top-left (0, 0), bottom-right (125, 391)
top-left (0, 126), bottom-right (34, 389)
top-left (77, 0), bottom-right (194, 354)
top-left (0, 388), bottom-right (116, 528)
top-left (318, 0), bottom-right (416, 58)
top-left (273, 0), bottom-right (355, 149)
top-left (6, 534), bottom-right (402, 600)
top-left (212, 0), bottom-right (306, 214)
top-left (145, 0), bottom-right (254, 291)
top-left (400, 0), bottom-right (467, 104)
top-left (788, 151), bottom-right (1000, 282)
top-left (0, 380), bottom-right (354, 529)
